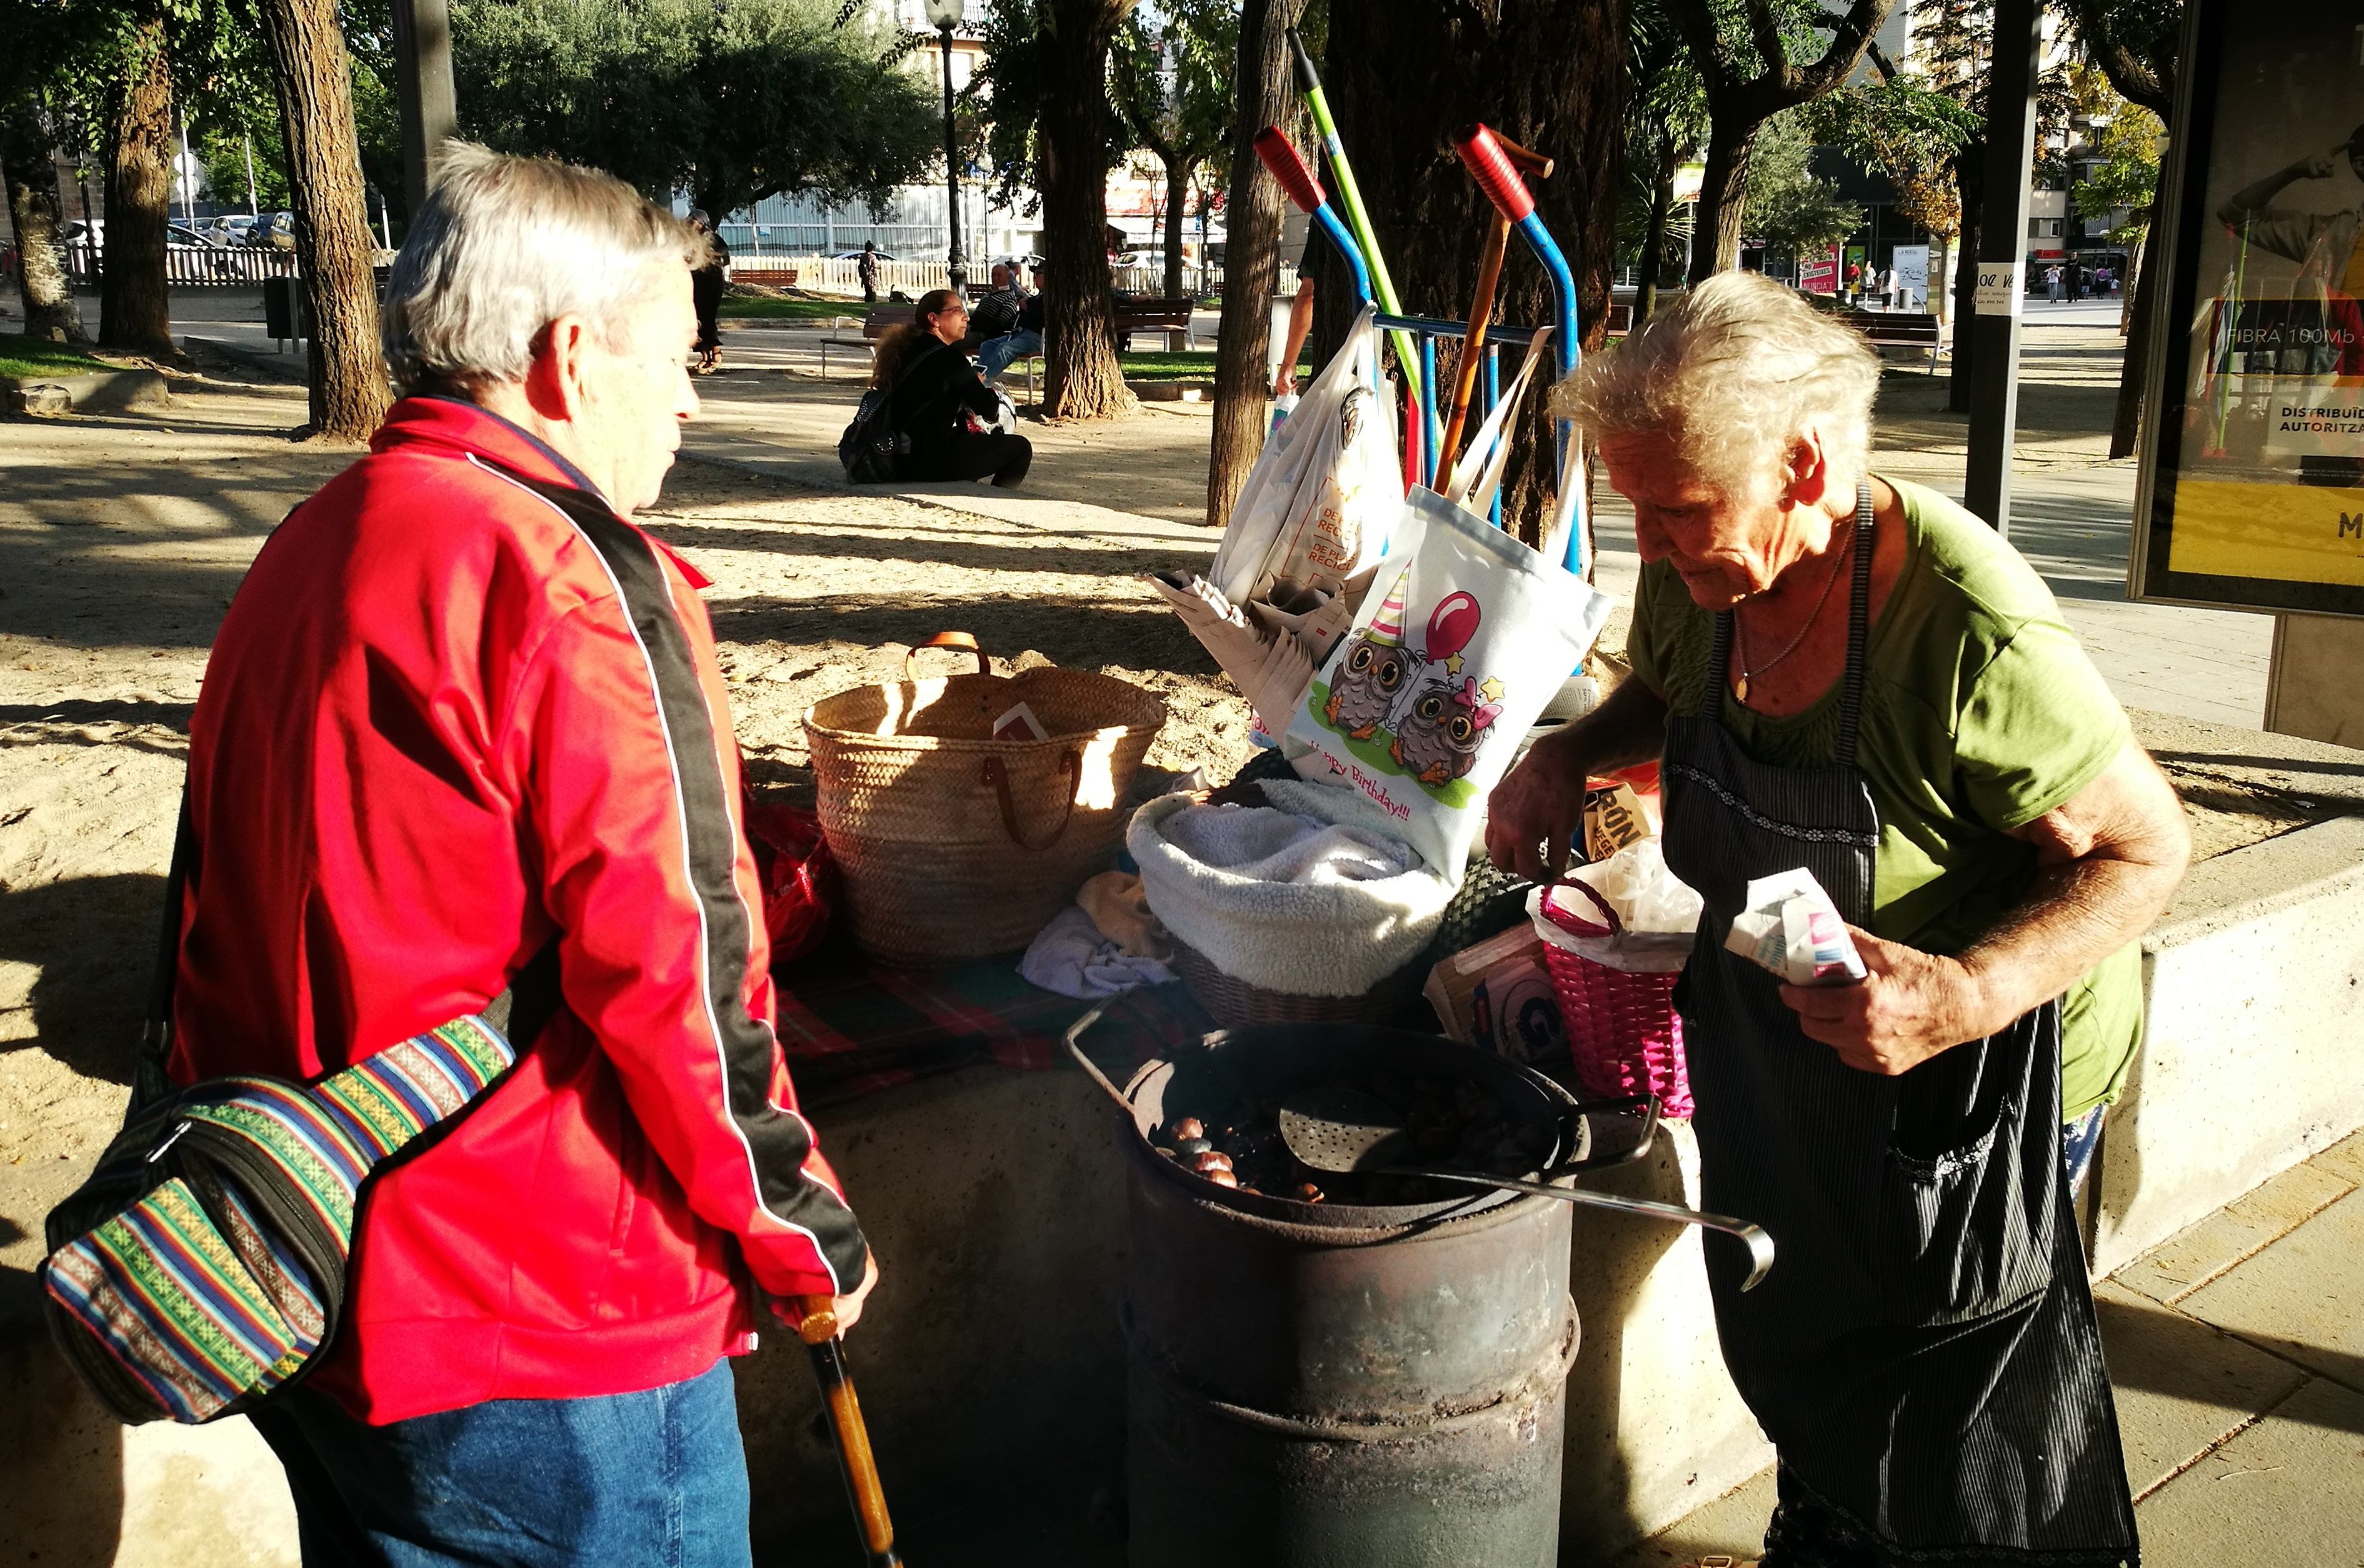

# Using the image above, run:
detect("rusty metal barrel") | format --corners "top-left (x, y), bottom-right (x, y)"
top-left (1098, 1023), bottom-right (1585, 1567)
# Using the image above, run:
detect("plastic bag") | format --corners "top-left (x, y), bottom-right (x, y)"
top-left (1208, 303), bottom-right (1404, 606)
top-left (1282, 484), bottom-right (1613, 877)
top-left (1556, 839), bottom-right (1700, 936)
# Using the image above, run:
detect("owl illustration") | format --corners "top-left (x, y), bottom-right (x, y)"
top-left (1322, 631), bottom-right (1421, 741)
top-left (1388, 675), bottom-right (1503, 787)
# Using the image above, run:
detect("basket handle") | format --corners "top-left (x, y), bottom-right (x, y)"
top-left (906, 631), bottom-right (990, 679)
top-left (1539, 877), bottom-right (1625, 939)
top-left (983, 751), bottom-right (1080, 851)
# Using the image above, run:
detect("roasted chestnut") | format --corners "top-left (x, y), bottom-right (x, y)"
top-left (1205, 1167), bottom-right (1239, 1188)
top-left (1176, 1137), bottom-right (1214, 1157)
top-left (1187, 1150), bottom-right (1235, 1176)
top-left (1170, 1117), bottom-right (1206, 1142)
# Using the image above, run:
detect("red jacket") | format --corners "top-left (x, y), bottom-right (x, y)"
top-left (172, 397), bottom-right (866, 1423)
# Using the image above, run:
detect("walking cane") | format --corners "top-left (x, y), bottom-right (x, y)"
top-left (795, 1296), bottom-right (903, 1568)
top-left (1437, 130), bottom-right (1554, 479)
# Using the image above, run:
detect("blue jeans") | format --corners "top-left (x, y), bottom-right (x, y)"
top-left (979, 329), bottom-right (1043, 383)
top-left (249, 1358), bottom-right (753, 1567)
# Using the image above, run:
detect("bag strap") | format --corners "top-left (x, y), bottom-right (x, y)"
top-left (137, 779), bottom-right (566, 1111)
top-left (133, 792), bottom-right (194, 1111)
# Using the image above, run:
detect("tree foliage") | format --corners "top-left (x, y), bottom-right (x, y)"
top-left (2072, 96), bottom-right (2160, 244)
top-left (1111, 0), bottom-right (1235, 294)
top-left (1662, 0), bottom-right (1895, 278)
top-left (1743, 109), bottom-right (1860, 257)
top-left (452, 0), bottom-right (937, 219)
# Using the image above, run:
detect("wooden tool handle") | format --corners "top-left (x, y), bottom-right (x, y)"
top-left (798, 1301), bottom-right (901, 1566)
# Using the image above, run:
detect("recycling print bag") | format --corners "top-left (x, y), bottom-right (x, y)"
top-left (1207, 303), bottom-right (1403, 606)
top-left (1283, 485), bottom-right (1613, 877)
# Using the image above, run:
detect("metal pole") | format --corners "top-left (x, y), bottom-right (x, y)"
top-left (243, 134), bottom-right (259, 217)
top-left (939, 26), bottom-right (965, 296)
top-left (178, 115), bottom-right (195, 222)
top-left (389, 0), bottom-right (459, 214)
top-left (1963, 0), bottom-right (2041, 533)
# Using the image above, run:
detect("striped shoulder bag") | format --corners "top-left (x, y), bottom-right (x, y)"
top-left (39, 805), bottom-right (559, 1424)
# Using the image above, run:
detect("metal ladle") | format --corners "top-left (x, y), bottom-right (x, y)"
top-left (1278, 1085), bottom-right (1776, 1291)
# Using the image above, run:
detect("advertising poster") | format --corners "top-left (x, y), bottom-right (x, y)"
top-left (1891, 244), bottom-right (1931, 308)
top-left (1800, 247), bottom-right (1840, 296)
top-left (2136, 0), bottom-right (2364, 614)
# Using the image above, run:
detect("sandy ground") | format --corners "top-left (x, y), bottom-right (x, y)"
top-left (0, 371), bottom-right (1251, 1299)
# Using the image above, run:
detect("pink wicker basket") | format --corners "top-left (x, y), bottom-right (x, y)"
top-left (1533, 881), bottom-right (1693, 1119)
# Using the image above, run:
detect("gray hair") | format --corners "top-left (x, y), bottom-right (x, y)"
top-left (1551, 270), bottom-right (1881, 496)
top-left (382, 142), bottom-right (708, 396)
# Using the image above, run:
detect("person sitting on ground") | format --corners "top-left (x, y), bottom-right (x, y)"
top-left (871, 288), bottom-right (1033, 486)
top-left (184, 142), bottom-right (876, 1564)
top-left (978, 264), bottom-right (1046, 386)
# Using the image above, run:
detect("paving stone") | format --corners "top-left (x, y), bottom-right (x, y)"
top-left (1606, 1466), bottom-right (1774, 1568)
top-left (2133, 1376), bottom-right (2364, 1568)
top-left (2109, 1161), bottom-right (2355, 1306)
top-left (2178, 1191), bottom-right (2364, 1394)
top-left (2092, 1282), bottom-right (2310, 1498)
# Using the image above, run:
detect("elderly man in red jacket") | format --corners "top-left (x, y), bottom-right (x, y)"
top-left (172, 142), bottom-right (874, 1565)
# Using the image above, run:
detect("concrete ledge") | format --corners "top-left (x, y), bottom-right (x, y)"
top-left (4, 367), bottom-right (169, 414)
top-left (2096, 814), bottom-right (2364, 1274)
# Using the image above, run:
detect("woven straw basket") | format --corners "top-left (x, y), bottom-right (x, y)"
top-left (803, 633), bottom-right (1167, 966)
top-left (1171, 942), bottom-right (1421, 1031)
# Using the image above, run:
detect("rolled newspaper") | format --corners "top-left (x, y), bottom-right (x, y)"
top-left (1724, 868), bottom-right (1866, 987)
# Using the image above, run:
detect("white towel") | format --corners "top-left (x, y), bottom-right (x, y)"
top-left (1019, 905), bottom-right (1179, 999)
top-left (1129, 779), bottom-right (1453, 997)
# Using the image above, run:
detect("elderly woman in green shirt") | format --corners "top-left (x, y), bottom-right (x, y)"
top-left (1488, 272), bottom-right (2186, 1568)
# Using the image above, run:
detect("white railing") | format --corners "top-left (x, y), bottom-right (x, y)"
top-left (728, 253), bottom-right (1229, 302)
top-left (59, 242), bottom-right (301, 288)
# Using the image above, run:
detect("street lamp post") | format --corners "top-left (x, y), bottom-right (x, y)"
top-left (924, 0), bottom-right (966, 296)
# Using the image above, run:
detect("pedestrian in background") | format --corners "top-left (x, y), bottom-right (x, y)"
top-left (859, 239), bottom-right (880, 304)
top-left (687, 208), bottom-right (728, 375)
top-left (186, 143), bottom-right (877, 1566)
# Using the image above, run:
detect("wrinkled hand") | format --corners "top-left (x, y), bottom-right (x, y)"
top-left (1778, 927), bottom-right (1996, 1076)
top-left (777, 1248), bottom-right (881, 1337)
top-left (1483, 727), bottom-right (1591, 881)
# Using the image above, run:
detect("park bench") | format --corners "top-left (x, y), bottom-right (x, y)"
top-left (1830, 307), bottom-right (1946, 372)
top-left (816, 307), bottom-right (905, 381)
top-left (1114, 297), bottom-right (1196, 351)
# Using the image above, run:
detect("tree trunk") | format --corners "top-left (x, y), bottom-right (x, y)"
top-left (1205, 0), bottom-right (1297, 527)
top-left (1687, 114), bottom-right (1756, 283)
top-left (3, 104), bottom-right (89, 344)
top-left (1037, 0), bottom-right (1134, 421)
top-left (1636, 135), bottom-right (1678, 326)
top-left (2110, 216), bottom-right (2160, 460)
top-left (259, 0), bottom-right (391, 439)
top-left (1162, 154), bottom-right (1191, 299)
top-left (1929, 231), bottom-right (1950, 324)
top-left (1320, 0), bottom-right (1628, 546)
top-left (99, 21), bottom-right (176, 358)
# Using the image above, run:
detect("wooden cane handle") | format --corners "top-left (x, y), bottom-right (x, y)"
top-left (796, 1296), bottom-right (841, 1345)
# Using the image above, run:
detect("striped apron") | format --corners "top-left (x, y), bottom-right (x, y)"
top-left (1659, 483), bottom-right (2140, 1566)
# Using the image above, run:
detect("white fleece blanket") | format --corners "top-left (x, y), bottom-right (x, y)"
top-left (1129, 779), bottom-right (1454, 997)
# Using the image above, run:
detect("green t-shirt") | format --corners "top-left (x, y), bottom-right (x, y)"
top-left (1627, 476), bottom-right (2140, 1119)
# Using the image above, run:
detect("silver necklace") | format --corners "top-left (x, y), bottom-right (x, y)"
top-left (1734, 518), bottom-right (1855, 706)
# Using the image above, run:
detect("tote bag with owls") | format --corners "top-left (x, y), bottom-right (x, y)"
top-left (1282, 485), bottom-right (1613, 878)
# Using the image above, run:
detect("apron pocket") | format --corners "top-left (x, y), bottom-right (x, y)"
top-left (1878, 1094), bottom-right (2053, 1326)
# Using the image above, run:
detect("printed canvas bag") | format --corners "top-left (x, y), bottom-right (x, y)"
top-left (1282, 485), bottom-right (1612, 876)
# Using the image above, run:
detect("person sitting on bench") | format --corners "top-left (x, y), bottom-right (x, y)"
top-left (979, 264), bottom-right (1046, 386)
top-left (871, 290), bottom-right (1033, 487)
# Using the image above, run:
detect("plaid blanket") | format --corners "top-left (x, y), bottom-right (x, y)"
top-left (771, 934), bottom-right (1211, 1108)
